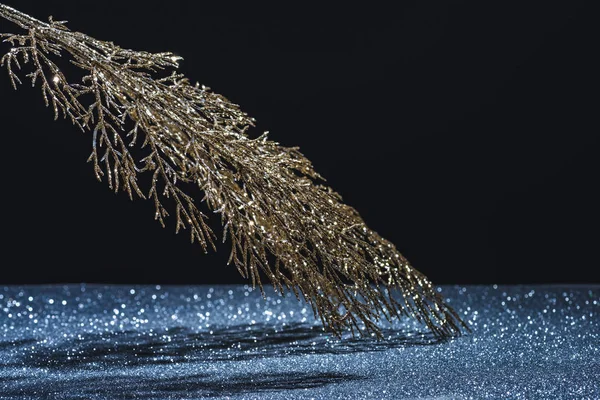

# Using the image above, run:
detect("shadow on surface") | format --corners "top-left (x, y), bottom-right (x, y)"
top-left (0, 371), bottom-right (364, 399)
top-left (4, 322), bottom-right (445, 368)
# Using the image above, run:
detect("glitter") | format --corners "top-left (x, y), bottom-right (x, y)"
top-left (0, 284), bottom-right (597, 399)
top-left (0, 3), bottom-right (466, 339)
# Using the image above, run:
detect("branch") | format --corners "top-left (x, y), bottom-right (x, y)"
top-left (0, 3), bottom-right (468, 339)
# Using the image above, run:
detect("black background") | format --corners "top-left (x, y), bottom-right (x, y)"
top-left (0, 1), bottom-right (597, 285)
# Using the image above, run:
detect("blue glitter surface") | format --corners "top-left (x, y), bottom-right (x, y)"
top-left (0, 285), bottom-right (598, 399)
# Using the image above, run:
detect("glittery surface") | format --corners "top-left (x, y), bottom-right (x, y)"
top-left (0, 285), bottom-right (598, 399)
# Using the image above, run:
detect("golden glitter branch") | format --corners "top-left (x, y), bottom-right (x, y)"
top-left (0, 4), bottom-right (468, 339)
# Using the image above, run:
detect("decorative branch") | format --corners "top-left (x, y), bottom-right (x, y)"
top-left (0, 4), bottom-right (468, 339)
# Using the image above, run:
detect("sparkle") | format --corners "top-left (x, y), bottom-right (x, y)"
top-left (0, 285), bottom-right (596, 399)
top-left (0, 3), bottom-right (466, 339)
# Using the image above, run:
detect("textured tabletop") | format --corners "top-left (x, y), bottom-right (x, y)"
top-left (1, 284), bottom-right (598, 399)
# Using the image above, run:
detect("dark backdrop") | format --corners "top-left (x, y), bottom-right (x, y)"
top-left (0, 1), bottom-right (597, 285)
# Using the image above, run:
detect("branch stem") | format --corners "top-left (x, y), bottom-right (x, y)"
top-left (0, 3), bottom-right (49, 30)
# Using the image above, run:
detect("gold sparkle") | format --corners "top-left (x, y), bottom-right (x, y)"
top-left (0, 3), bottom-right (468, 339)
